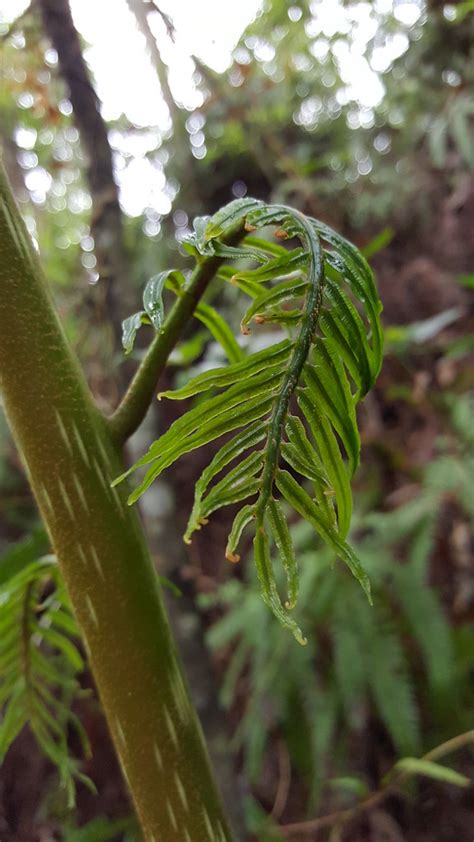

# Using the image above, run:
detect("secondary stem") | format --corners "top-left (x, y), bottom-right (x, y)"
top-left (109, 224), bottom-right (245, 446)
top-left (281, 729), bottom-right (474, 837)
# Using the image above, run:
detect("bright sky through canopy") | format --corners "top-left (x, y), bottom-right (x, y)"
top-left (2, 0), bottom-right (421, 215)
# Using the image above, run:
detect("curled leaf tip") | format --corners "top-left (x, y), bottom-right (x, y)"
top-left (225, 551), bottom-right (240, 564)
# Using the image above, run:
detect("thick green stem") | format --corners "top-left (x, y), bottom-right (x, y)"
top-left (0, 164), bottom-right (233, 840)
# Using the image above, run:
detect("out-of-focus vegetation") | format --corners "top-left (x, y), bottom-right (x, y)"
top-left (0, 0), bottom-right (473, 839)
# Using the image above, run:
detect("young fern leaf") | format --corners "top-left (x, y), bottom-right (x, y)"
top-left (114, 199), bottom-right (383, 643)
top-left (121, 269), bottom-right (185, 354)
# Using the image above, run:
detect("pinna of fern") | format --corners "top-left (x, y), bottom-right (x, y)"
top-left (114, 198), bottom-right (383, 644)
top-left (0, 553), bottom-right (90, 804)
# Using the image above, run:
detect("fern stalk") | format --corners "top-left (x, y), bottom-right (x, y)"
top-left (109, 224), bottom-right (244, 446)
top-left (255, 208), bottom-right (324, 516)
top-left (0, 165), bottom-right (233, 840)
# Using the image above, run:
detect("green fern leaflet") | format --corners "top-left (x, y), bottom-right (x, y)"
top-left (0, 554), bottom-right (90, 804)
top-left (115, 198), bottom-right (383, 643)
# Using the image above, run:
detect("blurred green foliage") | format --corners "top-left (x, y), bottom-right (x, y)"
top-left (200, 390), bottom-right (473, 809)
top-left (0, 549), bottom-right (90, 805)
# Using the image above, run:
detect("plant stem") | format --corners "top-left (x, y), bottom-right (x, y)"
top-left (109, 225), bottom-right (244, 445)
top-left (280, 729), bottom-right (474, 837)
top-left (0, 163), bottom-right (234, 841)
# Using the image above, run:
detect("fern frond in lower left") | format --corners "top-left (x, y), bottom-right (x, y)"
top-left (0, 553), bottom-right (91, 804)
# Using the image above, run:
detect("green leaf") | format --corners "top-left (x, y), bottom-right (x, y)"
top-left (304, 337), bottom-right (360, 473)
top-left (246, 205), bottom-right (293, 231)
top-left (361, 227), bottom-right (394, 259)
top-left (0, 528), bottom-right (49, 586)
top-left (200, 451), bottom-right (263, 519)
top-left (267, 498), bottom-right (298, 609)
top-left (122, 312), bottom-right (145, 355)
top-left (232, 248), bottom-right (306, 285)
top-left (452, 106), bottom-right (473, 167)
top-left (168, 331), bottom-right (208, 367)
top-left (158, 340), bottom-right (291, 401)
top-left (186, 422), bottom-right (266, 542)
top-left (183, 215), bottom-right (212, 256)
top-left (368, 628), bottom-right (420, 754)
top-left (0, 554), bottom-right (88, 800)
top-left (155, 367), bottom-right (281, 462)
top-left (329, 776), bottom-right (370, 798)
top-left (385, 307), bottom-right (463, 350)
top-left (126, 393), bottom-right (274, 503)
top-left (40, 626), bottom-right (84, 672)
top-left (322, 274), bottom-right (373, 395)
top-left (241, 277), bottom-right (308, 332)
top-left (317, 225), bottom-right (383, 374)
top-left (194, 301), bottom-right (244, 363)
top-left (211, 241), bottom-right (269, 263)
top-left (255, 309), bottom-right (302, 328)
top-left (276, 470), bottom-right (371, 602)
top-left (299, 393), bottom-right (353, 538)
top-left (394, 758), bottom-right (470, 788)
top-left (429, 116), bottom-right (448, 168)
top-left (142, 272), bottom-right (173, 331)
top-left (0, 689), bottom-right (27, 757)
top-left (253, 527), bottom-right (306, 646)
top-left (244, 235), bottom-right (292, 257)
top-left (225, 505), bottom-right (256, 562)
top-left (205, 197), bottom-right (263, 240)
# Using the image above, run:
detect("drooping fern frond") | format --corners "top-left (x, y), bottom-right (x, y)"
top-left (0, 554), bottom-right (90, 804)
top-left (115, 198), bottom-right (383, 643)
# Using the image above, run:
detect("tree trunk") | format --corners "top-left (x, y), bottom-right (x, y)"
top-left (38, 0), bottom-right (133, 332)
top-left (0, 163), bottom-right (233, 842)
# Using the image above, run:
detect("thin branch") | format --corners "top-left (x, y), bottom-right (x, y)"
top-left (280, 730), bottom-right (474, 837)
top-left (108, 223), bottom-right (245, 446)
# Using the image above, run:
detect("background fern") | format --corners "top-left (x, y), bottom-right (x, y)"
top-left (0, 548), bottom-right (90, 805)
top-left (198, 399), bottom-right (474, 809)
top-left (116, 197), bottom-right (383, 643)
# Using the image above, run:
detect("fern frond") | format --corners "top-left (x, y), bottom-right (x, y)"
top-left (368, 622), bottom-right (421, 755)
top-left (394, 561), bottom-right (454, 692)
top-left (115, 199), bottom-right (383, 643)
top-left (0, 555), bottom-right (89, 805)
